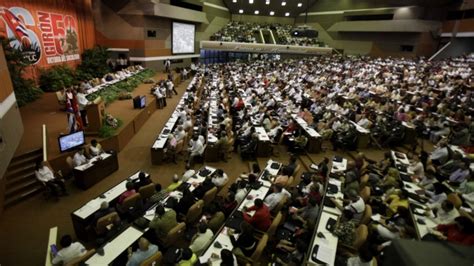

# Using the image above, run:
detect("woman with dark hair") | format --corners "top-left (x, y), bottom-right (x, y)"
top-left (229, 222), bottom-right (257, 257)
top-left (220, 249), bottom-right (237, 266)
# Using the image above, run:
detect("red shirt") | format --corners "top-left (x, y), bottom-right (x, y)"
top-left (437, 224), bottom-right (474, 246)
top-left (243, 204), bottom-right (272, 231)
top-left (118, 190), bottom-right (136, 204)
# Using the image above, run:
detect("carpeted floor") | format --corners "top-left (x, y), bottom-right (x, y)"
top-left (0, 75), bottom-right (434, 265)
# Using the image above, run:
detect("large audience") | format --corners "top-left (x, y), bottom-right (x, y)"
top-left (211, 21), bottom-right (325, 47)
top-left (50, 54), bottom-right (474, 266)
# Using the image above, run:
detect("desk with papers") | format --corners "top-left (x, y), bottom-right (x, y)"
top-left (73, 152), bottom-right (119, 190)
top-left (71, 171), bottom-right (144, 240)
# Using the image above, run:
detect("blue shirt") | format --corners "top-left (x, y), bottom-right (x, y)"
top-left (126, 244), bottom-right (159, 266)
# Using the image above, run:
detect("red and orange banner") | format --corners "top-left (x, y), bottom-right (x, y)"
top-left (0, 1), bottom-right (84, 67)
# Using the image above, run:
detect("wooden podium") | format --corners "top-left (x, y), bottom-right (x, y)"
top-left (85, 97), bottom-right (105, 134)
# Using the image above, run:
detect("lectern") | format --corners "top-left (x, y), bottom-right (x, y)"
top-left (85, 96), bottom-right (105, 134)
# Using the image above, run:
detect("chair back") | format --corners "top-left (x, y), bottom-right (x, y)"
top-left (447, 193), bottom-right (462, 209)
top-left (251, 233), bottom-right (268, 261)
top-left (163, 222), bottom-right (186, 247)
top-left (121, 193), bottom-right (142, 211)
top-left (139, 251), bottom-right (162, 266)
top-left (359, 204), bottom-right (372, 225)
top-left (208, 212), bottom-right (225, 233)
top-left (267, 212), bottom-right (283, 237)
top-left (66, 156), bottom-right (74, 169)
top-left (95, 212), bottom-right (119, 235)
top-left (203, 187), bottom-right (218, 206)
top-left (286, 176), bottom-right (294, 189)
top-left (360, 186), bottom-right (371, 203)
top-left (175, 140), bottom-right (184, 154)
top-left (64, 249), bottom-right (96, 266)
top-left (139, 183), bottom-right (156, 200)
top-left (186, 200), bottom-right (204, 224)
top-left (292, 164), bottom-right (301, 177)
top-left (353, 224), bottom-right (368, 250)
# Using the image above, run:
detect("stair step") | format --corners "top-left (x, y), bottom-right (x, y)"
top-left (10, 148), bottom-right (43, 163)
top-left (6, 172), bottom-right (36, 186)
top-left (5, 179), bottom-right (42, 197)
top-left (4, 187), bottom-right (43, 208)
top-left (7, 153), bottom-right (43, 171)
top-left (5, 163), bottom-right (37, 179)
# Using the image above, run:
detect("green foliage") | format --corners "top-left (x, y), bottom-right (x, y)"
top-left (98, 118), bottom-right (123, 138)
top-left (39, 65), bottom-right (77, 92)
top-left (86, 69), bottom-right (155, 105)
top-left (76, 46), bottom-right (110, 79)
top-left (0, 37), bottom-right (42, 107)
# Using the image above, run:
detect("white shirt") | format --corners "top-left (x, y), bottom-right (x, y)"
top-left (35, 166), bottom-right (55, 182)
top-left (52, 242), bottom-right (86, 265)
top-left (345, 197), bottom-right (366, 221)
top-left (189, 229), bottom-right (213, 254)
top-left (182, 169), bottom-right (196, 182)
top-left (264, 189), bottom-right (291, 211)
top-left (89, 145), bottom-right (102, 156)
top-left (73, 153), bottom-right (87, 167)
top-left (212, 173), bottom-right (228, 187)
top-left (235, 188), bottom-right (248, 203)
top-left (76, 93), bottom-right (89, 110)
top-left (190, 139), bottom-right (204, 156)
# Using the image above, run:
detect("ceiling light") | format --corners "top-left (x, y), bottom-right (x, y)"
top-left (281, 1), bottom-right (286, 6)
top-left (297, 3), bottom-right (302, 7)
top-left (239, 9), bottom-right (243, 13)
top-left (254, 10), bottom-right (259, 14)
top-left (232, 0), bottom-right (237, 2)
top-left (285, 12), bottom-right (290, 16)
top-left (249, 0), bottom-right (254, 4)
top-left (266, 0), bottom-right (270, 4)
top-left (270, 11), bottom-right (275, 16)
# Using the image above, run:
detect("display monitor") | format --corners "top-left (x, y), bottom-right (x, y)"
top-left (172, 22), bottom-right (195, 54)
top-left (58, 131), bottom-right (85, 153)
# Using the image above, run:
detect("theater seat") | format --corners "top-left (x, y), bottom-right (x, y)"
top-left (158, 222), bottom-right (186, 248)
top-left (185, 200), bottom-right (204, 225)
top-left (359, 205), bottom-right (372, 225)
top-left (139, 251), bottom-right (162, 266)
top-left (139, 183), bottom-right (156, 201)
top-left (203, 187), bottom-right (218, 206)
top-left (236, 233), bottom-right (268, 265)
top-left (64, 249), bottom-right (95, 266)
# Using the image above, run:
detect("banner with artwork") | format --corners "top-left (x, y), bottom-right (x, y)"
top-left (0, 2), bottom-right (84, 67)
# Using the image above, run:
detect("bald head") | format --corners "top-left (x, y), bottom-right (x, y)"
top-left (138, 237), bottom-right (150, 251)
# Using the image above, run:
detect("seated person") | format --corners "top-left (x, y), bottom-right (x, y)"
top-left (177, 248), bottom-right (197, 266)
top-left (291, 197), bottom-right (320, 230)
top-left (189, 223), bottom-right (214, 254)
top-left (133, 172), bottom-right (151, 190)
top-left (281, 156), bottom-right (298, 176)
top-left (175, 188), bottom-right (196, 215)
top-left (427, 200), bottom-right (460, 225)
top-left (384, 190), bottom-right (409, 217)
top-left (204, 204), bottom-right (226, 233)
top-left (229, 222), bottom-right (257, 257)
top-left (51, 235), bottom-right (86, 265)
top-left (126, 237), bottom-right (158, 266)
top-left (242, 198), bottom-right (272, 231)
top-left (430, 216), bottom-right (474, 245)
top-left (211, 169), bottom-right (229, 187)
top-left (220, 192), bottom-right (238, 217)
top-left (274, 238), bottom-right (308, 265)
top-left (264, 184), bottom-right (290, 211)
top-left (208, 249), bottom-right (237, 266)
top-left (34, 161), bottom-right (67, 196)
top-left (332, 210), bottom-right (358, 246)
top-left (89, 139), bottom-right (103, 156)
top-left (166, 174), bottom-right (182, 192)
top-left (187, 135), bottom-right (205, 168)
top-left (331, 189), bottom-right (365, 222)
top-left (234, 180), bottom-right (249, 203)
top-left (192, 178), bottom-right (215, 199)
top-left (289, 133), bottom-right (308, 153)
top-left (93, 201), bottom-right (115, 225)
top-left (73, 148), bottom-right (88, 167)
top-left (117, 182), bottom-right (137, 205)
top-left (149, 205), bottom-right (178, 238)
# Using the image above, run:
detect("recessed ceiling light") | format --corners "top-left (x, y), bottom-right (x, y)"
top-left (254, 10), bottom-right (259, 14)
top-left (232, 0), bottom-right (237, 2)
top-left (285, 12), bottom-right (290, 16)
top-left (281, 1), bottom-right (286, 6)
top-left (266, 0), bottom-right (270, 4)
top-left (270, 11), bottom-right (275, 16)
top-left (297, 3), bottom-right (302, 7)
top-left (249, 0), bottom-right (254, 4)
top-left (239, 9), bottom-right (243, 13)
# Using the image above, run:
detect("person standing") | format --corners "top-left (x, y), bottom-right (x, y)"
top-left (76, 88), bottom-right (90, 127)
